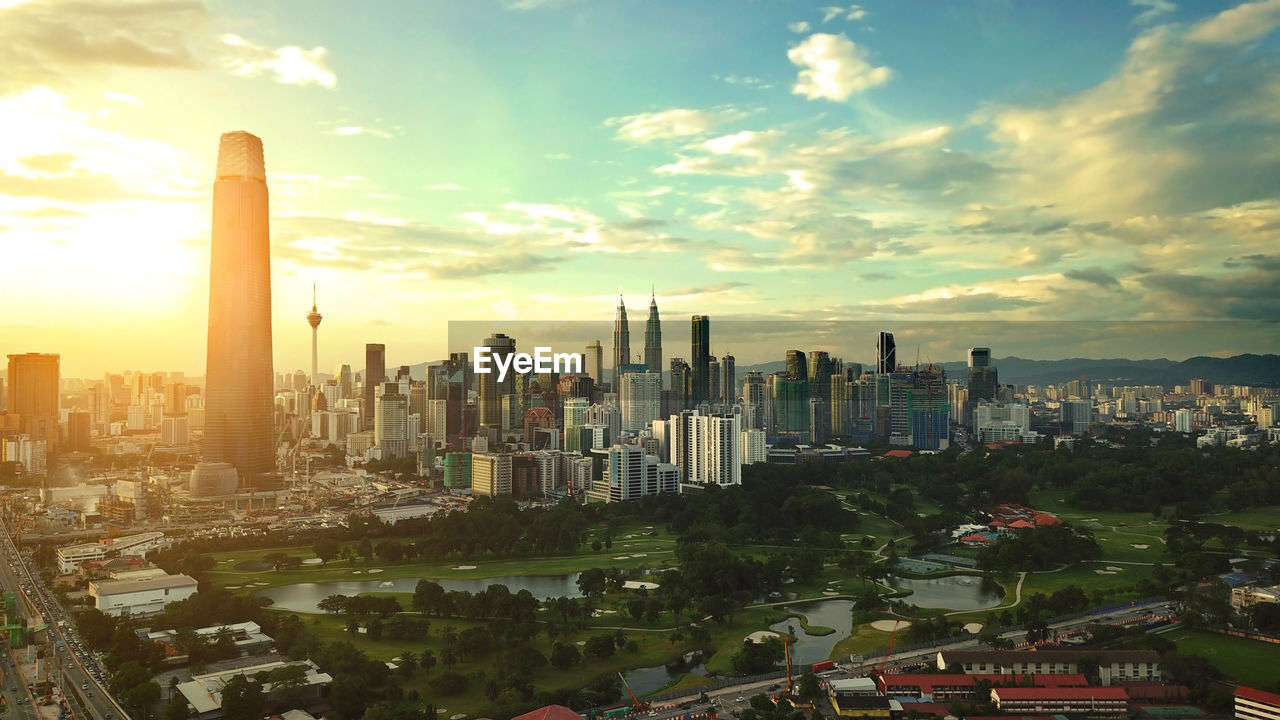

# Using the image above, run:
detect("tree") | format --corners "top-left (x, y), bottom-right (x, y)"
top-left (550, 642), bottom-right (580, 670)
top-left (577, 568), bottom-right (607, 597)
top-left (219, 675), bottom-right (264, 720)
top-left (313, 537), bottom-right (341, 565)
top-left (161, 695), bottom-right (191, 720)
top-left (357, 537), bottom-right (374, 562)
top-left (125, 682), bottom-right (162, 718)
top-left (265, 664), bottom-right (309, 710)
top-left (584, 634), bottom-right (616, 660)
top-left (627, 598), bottom-right (646, 624)
top-left (796, 672), bottom-right (820, 703)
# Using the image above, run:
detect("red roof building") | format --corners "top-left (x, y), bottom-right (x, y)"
top-left (993, 687), bottom-right (1129, 717)
top-left (1236, 686), bottom-right (1280, 720)
top-left (883, 450), bottom-right (913, 459)
top-left (512, 706), bottom-right (585, 720)
top-left (878, 674), bottom-right (1088, 701)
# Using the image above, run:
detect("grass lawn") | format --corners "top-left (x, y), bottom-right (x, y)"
top-left (829, 623), bottom-right (891, 662)
top-left (1018, 563), bottom-right (1156, 599)
top-left (1164, 628), bottom-right (1280, 688)
top-left (1206, 506), bottom-right (1280, 532)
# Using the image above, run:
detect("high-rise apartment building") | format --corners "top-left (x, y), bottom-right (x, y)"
top-left (203, 131), bottom-right (275, 483)
top-left (375, 382), bottom-right (408, 459)
top-left (691, 315), bottom-right (710, 405)
top-left (741, 371), bottom-right (765, 430)
top-left (908, 364), bottom-right (949, 450)
top-left (644, 293), bottom-right (662, 378)
top-left (619, 371), bottom-right (663, 434)
top-left (588, 444), bottom-right (679, 503)
top-left (720, 353), bottom-right (736, 405)
top-left (6, 353), bottom-right (60, 454)
top-left (1061, 400), bottom-right (1092, 434)
top-left (471, 452), bottom-right (513, 497)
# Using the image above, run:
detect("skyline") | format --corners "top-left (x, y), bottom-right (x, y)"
top-left (3, 0), bottom-right (1280, 376)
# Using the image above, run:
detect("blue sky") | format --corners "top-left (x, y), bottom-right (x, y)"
top-left (1, 0), bottom-right (1278, 374)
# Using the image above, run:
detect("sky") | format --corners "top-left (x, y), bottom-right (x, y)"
top-left (1, 0), bottom-right (1278, 377)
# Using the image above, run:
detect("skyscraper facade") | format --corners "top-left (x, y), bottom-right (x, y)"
top-left (644, 293), bottom-right (662, 379)
top-left (613, 297), bottom-right (631, 384)
top-left (786, 350), bottom-right (807, 381)
top-left (203, 131), bottom-right (275, 483)
top-left (6, 353), bottom-right (60, 454)
top-left (720, 353), bottom-right (736, 406)
top-left (877, 332), bottom-right (897, 374)
top-left (691, 315), bottom-right (710, 405)
top-left (966, 347), bottom-right (998, 428)
top-left (619, 371), bottom-right (663, 434)
top-left (479, 333), bottom-right (516, 428)
top-left (364, 343), bottom-right (386, 429)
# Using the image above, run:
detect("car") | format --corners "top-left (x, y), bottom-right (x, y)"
top-left (736, 697), bottom-right (745, 702)
top-left (81, 683), bottom-right (88, 690)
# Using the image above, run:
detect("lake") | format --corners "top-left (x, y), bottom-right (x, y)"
top-left (889, 574), bottom-right (1004, 611)
top-left (767, 599), bottom-right (854, 665)
top-left (255, 573), bottom-right (584, 613)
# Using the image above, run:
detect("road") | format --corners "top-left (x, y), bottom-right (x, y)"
top-left (0, 519), bottom-right (128, 720)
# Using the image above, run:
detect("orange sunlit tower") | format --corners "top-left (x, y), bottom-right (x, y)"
top-left (203, 131), bottom-right (276, 487)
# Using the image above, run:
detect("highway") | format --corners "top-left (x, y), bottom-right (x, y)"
top-left (0, 520), bottom-right (128, 720)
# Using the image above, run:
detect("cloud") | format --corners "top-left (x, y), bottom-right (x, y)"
top-left (329, 126), bottom-right (392, 138)
top-left (103, 91), bottom-right (144, 107)
top-left (714, 75), bottom-right (774, 89)
top-left (1132, 0), bottom-right (1177, 24)
top-left (788, 34), bottom-right (891, 102)
top-left (820, 5), bottom-right (868, 23)
top-left (604, 107), bottom-right (749, 143)
top-left (0, 1), bottom-right (337, 92)
top-left (788, 21), bottom-right (811, 34)
top-left (859, 272), bottom-right (893, 281)
top-left (425, 183), bottom-right (464, 191)
top-left (219, 34), bottom-right (336, 88)
top-left (1064, 266), bottom-right (1121, 287)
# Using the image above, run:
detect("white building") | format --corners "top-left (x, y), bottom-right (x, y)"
top-left (619, 371), bottom-right (663, 434)
top-left (588, 444), bottom-right (680, 503)
top-left (741, 428), bottom-right (766, 465)
top-left (177, 659), bottom-right (331, 720)
top-left (0, 434), bottom-right (46, 474)
top-left (374, 385), bottom-right (408, 459)
top-left (674, 411), bottom-right (742, 486)
top-left (426, 399), bottom-right (448, 441)
top-left (57, 531), bottom-right (168, 574)
top-left (1175, 408), bottom-right (1194, 433)
top-left (1060, 400), bottom-right (1092, 434)
top-left (89, 572), bottom-right (198, 616)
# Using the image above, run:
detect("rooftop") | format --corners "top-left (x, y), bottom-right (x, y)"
top-left (994, 687), bottom-right (1129, 701)
top-left (90, 573), bottom-right (197, 596)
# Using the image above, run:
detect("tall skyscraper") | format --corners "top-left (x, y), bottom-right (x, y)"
top-left (720, 353), bottom-right (736, 405)
top-left (479, 333), bottom-right (516, 428)
top-left (364, 343), bottom-right (386, 429)
top-left (966, 347), bottom-right (998, 428)
top-left (786, 350), bottom-right (808, 381)
top-left (203, 131), bottom-right (275, 483)
top-left (644, 291), bottom-right (662, 378)
top-left (337, 364), bottom-right (353, 399)
top-left (6, 353), bottom-right (60, 454)
top-left (877, 332), bottom-right (897, 374)
top-left (306, 284), bottom-right (323, 385)
top-left (584, 340), bottom-right (604, 382)
top-left (691, 315), bottom-right (710, 405)
top-left (613, 296), bottom-right (631, 384)
top-left (619, 371), bottom-right (663, 433)
top-left (670, 358), bottom-right (691, 411)
top-left (809, 351), bottom-right (832, 408)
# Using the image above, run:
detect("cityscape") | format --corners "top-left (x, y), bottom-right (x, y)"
top-left (2, 3), bottom-right (1280, 720)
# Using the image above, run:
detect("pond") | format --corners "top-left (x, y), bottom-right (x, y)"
top-left (767, 599), bottom-right (854, 666)
top-left (889, 574), bottom-right (1004, 611)
top-left (255, 573), bottom-right (583, 613)
top-left (622, 653), bottom-right (708, 697)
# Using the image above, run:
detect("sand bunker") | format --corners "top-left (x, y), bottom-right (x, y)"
top-left (451, 714), bottom-right (466, 720)
top-left (576, 641), bottom-right (586, 646)
top-left (368, 568), bottom-right (383, 573)
top-left (1106, 566), bottom-right (1125, 572)
top-left (964, 623), bottom-right (983, 634)
top-left (822, 591), bottom-right (839, 596)
top-left (225, 586), bottom-right (241, 590)
top-left (1095, 570), bottom-right (1116, 575)
top-left (631, 553), bottom-right (648, 557)
top-left (613, 555), bottom-right (631, 560)
top-left (302, 558), bottom-right (322, 565)
top-left (870, 620), bottom-right (910, 632)
top-left (352, 571), bottom-right (363, 574)
top-left (623, 581), bottom-right (660, 590)
top-left (1131, 544), bottom-right (1150, 549)
top-left (453, 565), bottom-right (477, 570)
top-left (745, 631), bottom-right (782, 643)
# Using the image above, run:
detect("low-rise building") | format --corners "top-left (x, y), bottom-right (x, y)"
top-left (56, 531), bottom-right (167, 574)
top-left (88, 572), bottom-right (197, 616)
top-left (148, 621), bottom-right (274, 658)
top-left (176, 659), bottom-right (332, 720)
top-left (876, 673), bottom-right (1088, 701)
top-left (830, 695), bottom-right (902, 720)
top-left (936, 650), bottom-right (1160, 686)
top-left (1237, 686), bottom-right (1280, 720)
top-left (991, 687), bottom-right (1128, 717)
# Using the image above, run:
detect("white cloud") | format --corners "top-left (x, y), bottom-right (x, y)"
top-left (425, 183), bottom-right (464, 191)
top-left (788, 21), bottom-right (811, 34)
top-left (1132, 0), bottom-right (1176, 25)
top-left (219, 34), bottom-right (336, 88)
top-left (820, 5), bottom-right (867, 23)
top-left (605, 107), bottom-right (748, 143)
top-left (329, 125), bottom-right (392, 138)
top-left (788, 34), bottom-right (891, 102)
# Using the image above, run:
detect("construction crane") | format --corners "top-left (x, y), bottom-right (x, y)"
top-left (616, 671), bottom-right (650, 712)
top-left (782, 634), bottom-right (793, 699)
top-left (878, 619), bottom-right (902, 674)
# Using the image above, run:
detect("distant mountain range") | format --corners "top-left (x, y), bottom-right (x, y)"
top-left (401, 353), bottom-right (1280, 387)
top-left (738, 354), bottom-right (1280, 387)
